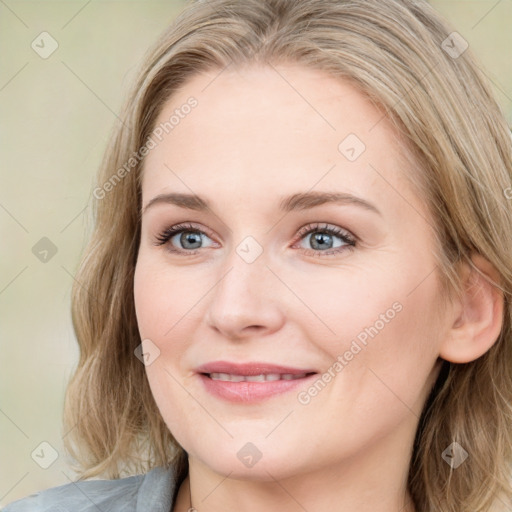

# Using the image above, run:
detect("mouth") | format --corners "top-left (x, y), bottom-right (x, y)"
top-left (205, 372), bottom-right (314, 382)
top-left (195, 361), bottom-right (319, 402)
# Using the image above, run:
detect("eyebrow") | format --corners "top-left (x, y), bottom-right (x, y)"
top-left (141, 191), bottom-right (381, 216)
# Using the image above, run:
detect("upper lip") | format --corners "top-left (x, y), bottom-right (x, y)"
top-left (195, 361), bottom-right (318, 376)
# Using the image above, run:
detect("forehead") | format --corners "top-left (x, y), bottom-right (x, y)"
top-left (141, 64), bottom-right (422, 220)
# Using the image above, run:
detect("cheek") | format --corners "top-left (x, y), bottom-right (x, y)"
top-left (134, 261), bottom-right (199, 444)
top-left (298, 254), bottom-right (443, 401)
top-left (133, 258), bottom-right (197, 341)
top-left (323, 270), bottom-right (443, 422)
top-left (133, 264), bottom-right (166, 338)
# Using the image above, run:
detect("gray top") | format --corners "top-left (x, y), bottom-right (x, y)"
top-left (1, 465), bottom-right (179, 512)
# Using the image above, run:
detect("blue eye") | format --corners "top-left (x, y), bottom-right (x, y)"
top-left (154, 223), bottom-right (214, 254)
top-left (154, 222), bottom-right (356, 257)
top-left (294, 223), bottom-right (356, 257)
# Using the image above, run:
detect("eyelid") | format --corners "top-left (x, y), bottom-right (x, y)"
top-left (294, 222), bottom-right (355, 242)
top-left (153, 222), bottom-right (217, 249)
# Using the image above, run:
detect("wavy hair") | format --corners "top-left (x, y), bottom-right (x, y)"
top-left (64, 1), bottom-right (512, 510)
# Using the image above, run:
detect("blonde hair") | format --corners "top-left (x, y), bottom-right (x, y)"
top-left (64, 0), bottom-right (512, 510)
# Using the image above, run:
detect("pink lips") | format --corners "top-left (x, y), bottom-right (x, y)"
top-left (196, 361), bottom-right (317, 376)
top-left (195, 361), bottom-right (318, 403)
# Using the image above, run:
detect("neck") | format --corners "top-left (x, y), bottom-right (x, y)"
top-left (173, 422), bottom-right (418, 512)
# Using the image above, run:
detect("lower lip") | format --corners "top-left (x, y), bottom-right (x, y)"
top-left (198, 373), bottom-right (318, 403)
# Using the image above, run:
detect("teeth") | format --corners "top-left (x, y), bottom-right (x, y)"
top-left (209, 372), bottom-right (307, 382)
top-left (227, 374), bottom-right (245, 382)
top-left (245, 374), bottom-right (266, 382)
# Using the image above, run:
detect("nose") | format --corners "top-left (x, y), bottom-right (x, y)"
top-left (204, 248), bottom-right (285, 340)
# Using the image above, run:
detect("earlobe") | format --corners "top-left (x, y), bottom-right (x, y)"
top-left (439, 253), bottom-right (504, 364)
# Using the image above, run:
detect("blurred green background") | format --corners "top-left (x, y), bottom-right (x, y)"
top-left (1, 0), bottom-right (510, 506)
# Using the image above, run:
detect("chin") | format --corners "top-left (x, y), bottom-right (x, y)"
top-left (183, 435), bottom-right (317, 482)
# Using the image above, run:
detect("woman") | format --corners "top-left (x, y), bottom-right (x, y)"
top-left (4, 0), bottom-right (511, 510)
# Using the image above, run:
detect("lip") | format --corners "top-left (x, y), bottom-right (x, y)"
top-left (195, 361), bottom-right (317, 376)
top-left (195, 360), bottom-right (318, 403)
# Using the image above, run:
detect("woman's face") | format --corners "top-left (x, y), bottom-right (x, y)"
top-left (134, 64), bottom-right (448, 480)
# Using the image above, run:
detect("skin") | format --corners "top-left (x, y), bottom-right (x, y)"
top-left (133, 64), bottom-right (504, 512)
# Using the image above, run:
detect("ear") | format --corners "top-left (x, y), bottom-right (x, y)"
top-left (439, 253), bottom-right (504, 363)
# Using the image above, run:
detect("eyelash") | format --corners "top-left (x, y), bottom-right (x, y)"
top-left (153, 222), bottom-right (357, 257)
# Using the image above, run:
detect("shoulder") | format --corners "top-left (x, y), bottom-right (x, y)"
top-left (1, 465), bottom-right (177, 512)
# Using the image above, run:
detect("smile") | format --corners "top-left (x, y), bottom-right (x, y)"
top-left (207, 372), bottom-right (310, 382)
